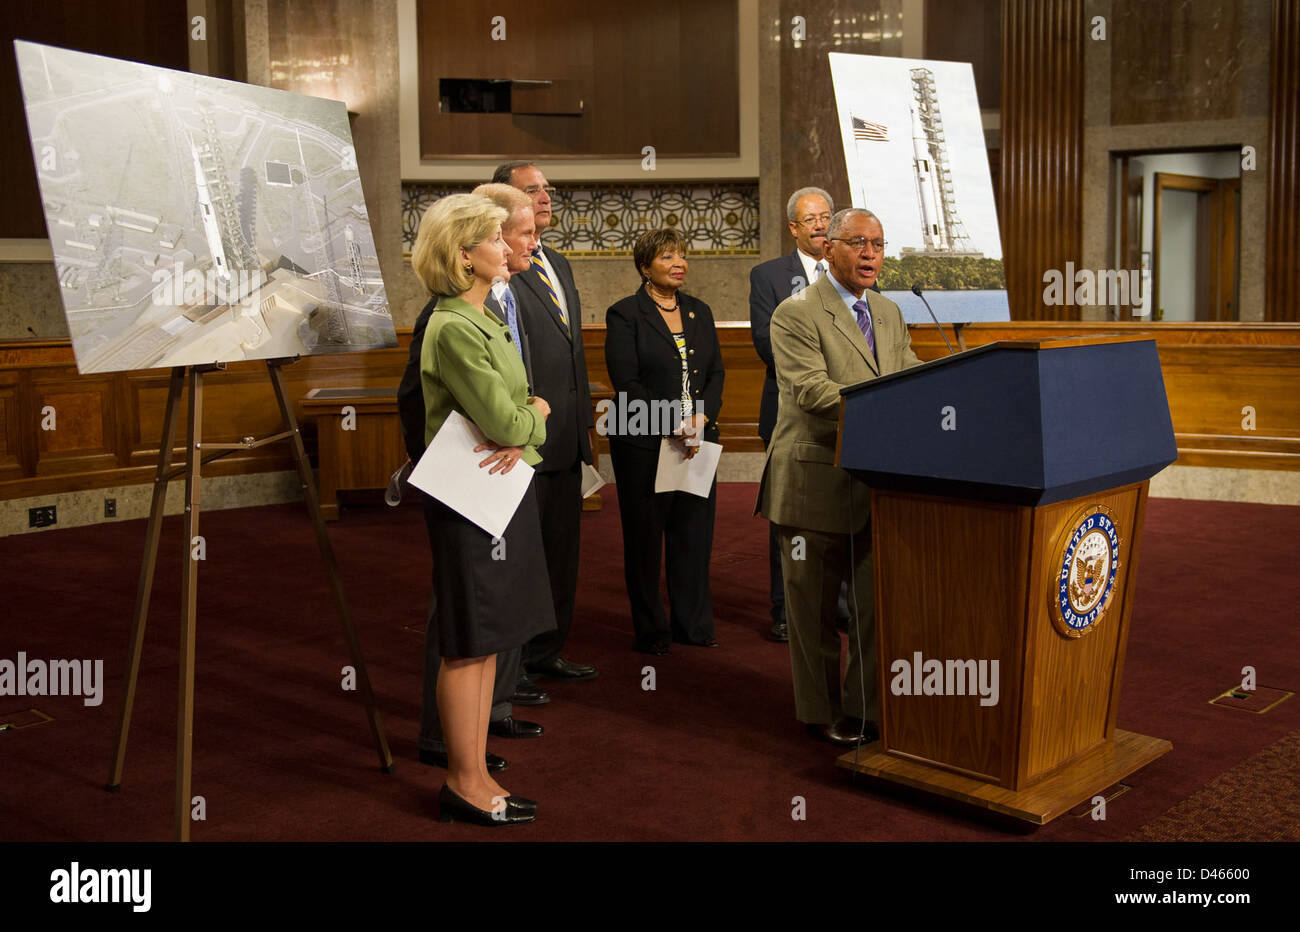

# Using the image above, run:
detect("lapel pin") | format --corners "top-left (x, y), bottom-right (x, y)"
top-left (689, 311), bottom-right (695, 319)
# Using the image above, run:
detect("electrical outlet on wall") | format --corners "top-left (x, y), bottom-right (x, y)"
top-left (104, 498), bottom-right (117, 518)
top-left (29, 505), bottom-right (57, 528)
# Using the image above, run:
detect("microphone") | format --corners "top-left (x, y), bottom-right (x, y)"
top-left (911, 282), bottom-right (956, 356)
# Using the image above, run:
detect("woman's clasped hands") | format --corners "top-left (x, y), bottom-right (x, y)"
top-left (473, 396), bottom-right (550, 474)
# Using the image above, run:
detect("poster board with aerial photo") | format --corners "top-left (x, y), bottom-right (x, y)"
top-left (828, 52), bottom-right (1010, 324)
top-left (15, 40), bottom-right (396, 374)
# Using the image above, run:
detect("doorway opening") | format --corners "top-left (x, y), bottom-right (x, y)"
top-left (1111, 148), bottom-right (1241, 321)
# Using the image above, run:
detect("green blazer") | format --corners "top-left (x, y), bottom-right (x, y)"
top-left (755, 272), bottom-right (923, 534)
top-left (420, 295), bottom-right (547, 465)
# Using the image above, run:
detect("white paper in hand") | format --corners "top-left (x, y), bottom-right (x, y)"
top-left (581, 462), bottom-right (606, 498)
top-left (654, 438), bottom-right (722, 497)
top-left (407, 410), bottom-right (533, 538)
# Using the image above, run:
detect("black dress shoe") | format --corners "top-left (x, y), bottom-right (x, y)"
top-left (672, 634), bottom-right (719, 647)
top-left (510, 677), bottom-right (551, 706)
top-left (838, 717), bottom-right (880, 743)
top-left (419, 747), bottom-right (509, 772)
top-left (528, 656), bottom-right (598, 681)
top-left (633, 636), bottom-right (670, 656)
top-left (806, 718), bottom-right (876, 747)
top-left (769, 622), bottom-right (789, 642)
top-left (488, 716), bottom-right (544, 739)
top-left (437, 784), bottom-right (535, 826)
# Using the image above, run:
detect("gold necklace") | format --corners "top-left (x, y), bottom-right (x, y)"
top-left (646, 283), bottom-right (679, 312)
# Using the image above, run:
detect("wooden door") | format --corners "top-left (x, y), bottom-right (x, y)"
top-left (1153, 172), bottom-right (1240, 321)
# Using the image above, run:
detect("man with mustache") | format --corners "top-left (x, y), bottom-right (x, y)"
top-left (756, 207), bottom-right (923, 746)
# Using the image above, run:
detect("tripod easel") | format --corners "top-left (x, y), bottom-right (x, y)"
top-left (106, 357), bottom-right (393, 841)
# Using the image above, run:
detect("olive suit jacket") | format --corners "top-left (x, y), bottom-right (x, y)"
top-left (755, 272), bottom-right (923, 534)
top-left (420, 295), bottom-right (547, 466)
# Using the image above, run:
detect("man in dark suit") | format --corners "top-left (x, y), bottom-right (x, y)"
top-left (750, 186), bottom-right (860, 643)
top-left (495, 161), bottom-right (599, 690)
top-left (398, 185), bottom-right (548, 773)
top-left (756, 208), bottom-right (924, 746)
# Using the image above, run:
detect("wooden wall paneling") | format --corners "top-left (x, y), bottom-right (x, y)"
top-left (1267, 0), bottom-right (1300, 321)
top-left (0, 375), bottom-right (24, 479)
top-left (31, 371), bottom-right (118, 475)
top-left (125, 371), bottom-right (182, 467)
top-left (1157, 344), bottom-right (1300, 469)
top-left (416, 0), bottom-right (738, 160)
top-left (924, 0), bottom-right (1002, 108)
top-left (1, 320), bottom-right (1298, 500)
top-left (112, 368), bottom-right (134, 469)
top-left (678, 1), bottom-right (740, 153)
top-left (1000, 0), bottom-right (1084, 320)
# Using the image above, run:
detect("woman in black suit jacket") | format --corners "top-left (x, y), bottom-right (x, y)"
top-left (604, 228), bottom-right (725, 655)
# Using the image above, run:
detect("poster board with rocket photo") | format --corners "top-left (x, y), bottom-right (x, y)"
top-left (828, 53), bottom-right (1010, 324)
top-left (15, 40), bottom-right (397, 374)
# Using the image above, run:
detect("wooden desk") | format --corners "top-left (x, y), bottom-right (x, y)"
top-left (303, 384), bottom-right (609, 520)
top-left (302, 387), bottom-right (406, 520)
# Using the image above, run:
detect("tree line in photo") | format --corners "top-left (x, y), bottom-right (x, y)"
top-left (881, 255), bottom-right (1006, 290)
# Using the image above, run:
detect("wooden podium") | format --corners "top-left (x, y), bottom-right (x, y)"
top-left (834, 336), bottom-right (1177, 824)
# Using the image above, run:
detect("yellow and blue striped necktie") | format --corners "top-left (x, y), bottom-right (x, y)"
top-left (530, 248), bottom-right (567, 326)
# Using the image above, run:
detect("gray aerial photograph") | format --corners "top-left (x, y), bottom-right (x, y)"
top-left (16, 40), bottom-right (395, 374)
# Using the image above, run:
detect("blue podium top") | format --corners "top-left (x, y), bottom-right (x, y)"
top-left (837, 337), bottom-right (1178, 505)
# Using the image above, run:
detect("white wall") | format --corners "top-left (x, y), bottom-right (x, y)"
top-left (1158, 188), bottom-right (1198, 321)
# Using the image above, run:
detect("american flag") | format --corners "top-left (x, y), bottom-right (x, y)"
top-left (852, 117), bottom-right (889, 142)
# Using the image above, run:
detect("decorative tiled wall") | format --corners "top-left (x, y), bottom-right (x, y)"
top-left (401, 182), bottom-right (760, 256)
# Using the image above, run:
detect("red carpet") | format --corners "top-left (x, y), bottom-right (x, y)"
top-left (1, 486), bottom-right (1297, 841)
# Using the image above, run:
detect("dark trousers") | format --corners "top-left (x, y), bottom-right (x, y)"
top-left (609, 438), bottom-right (716, 645)
top-left (523, 462), bottom-right (583, 668)
top-left (418, 585), bottom-right (520, 751)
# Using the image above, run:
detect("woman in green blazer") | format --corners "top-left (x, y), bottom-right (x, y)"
top-left (411, 193), bottom-right (554, 826)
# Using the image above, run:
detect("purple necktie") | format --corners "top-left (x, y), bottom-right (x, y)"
top-left (852, 299), bottom-right (876, 359)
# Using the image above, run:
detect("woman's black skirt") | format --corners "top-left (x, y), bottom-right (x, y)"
top-left (422, 478), bottom-right (557, 658)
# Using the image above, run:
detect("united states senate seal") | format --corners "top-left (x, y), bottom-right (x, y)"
top-left (1050, 504), bottom-right (1121, 638)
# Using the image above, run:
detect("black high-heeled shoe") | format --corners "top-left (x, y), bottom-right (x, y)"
top-left (437, 784), bottom-right (536, 825)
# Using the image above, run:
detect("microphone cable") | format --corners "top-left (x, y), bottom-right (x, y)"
top-left (847, 481), bottom-right (871, 781)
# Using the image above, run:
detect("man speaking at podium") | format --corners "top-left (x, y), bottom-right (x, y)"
top-left (756, 207), bottom-right (923, 746)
